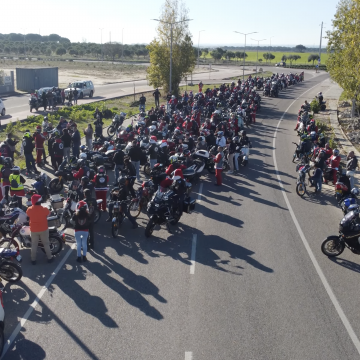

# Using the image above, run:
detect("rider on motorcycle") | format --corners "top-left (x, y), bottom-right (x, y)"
top-left (326, 149), bottom-right (341, 185)
top-left (73, 154), bottom-right (90, 180)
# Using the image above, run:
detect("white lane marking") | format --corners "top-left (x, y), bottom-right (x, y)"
top-left (190, 234), bottom-right (197, 275)
top-left (197, 183), bottom-right (203, 202)
top-left (185, 351), bottom-right (193, 360)
top-left (273, 81), bottom-right (360, 355)
top-left (1, 243), bottom-right (76, 359)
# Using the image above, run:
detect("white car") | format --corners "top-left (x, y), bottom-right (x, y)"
top-left (0, 99), bottom-right (5, 117)
top-left (65, 80), bottom-right (95, 99)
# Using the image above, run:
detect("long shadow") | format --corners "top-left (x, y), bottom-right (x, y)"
top-left (329, 257), bottom-right (360, 274)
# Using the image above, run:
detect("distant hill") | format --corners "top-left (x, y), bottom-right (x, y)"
top-left (0, 33), bottom-right (70, 43)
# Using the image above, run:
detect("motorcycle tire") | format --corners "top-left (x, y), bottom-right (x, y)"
top-left (243, 159), bottom-right (248, 167)
top-left (57, 212), bottom-right (67, 232)
top-left (0, 238), bottom-right (20, 251)
top-left (107, 126), bottom-right (116, 137)
top-left (93, 208), bottom-right (101, 224)
top-left (144, 163), bottom-right (151, 176)
top-left (49, 178), bottom-right (64, 193)
top-left (111, 221), bottom-right (120, 238)
top-left (128, 199), bottom-right (142, 218)
top-left (207, 163), bottom-right (215, 174)
top-left (321, 236), bottom-right (345, 257)
top-left (41, 236), bottom-right (63, 255)
top-left (145, 217), bottom-right (156, 238)
top-left (296, 182), bottom-right (306, 197)
top-left (223, 162), bottom-right (230, 171)
top-left (0, 260), bottom-right (23, 283)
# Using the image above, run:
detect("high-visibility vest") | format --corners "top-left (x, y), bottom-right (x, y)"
top-left (9, 174), bottom-right (23, 191)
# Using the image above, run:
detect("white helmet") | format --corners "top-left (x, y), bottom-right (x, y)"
top-left (149, 125), bottom-right (156, 132)
top-left (104, 141), bottom-right (110, 147)
top-left (170, 155), bottom-right (178, 163)
top-left (79, 153), bottom-right (87, 160)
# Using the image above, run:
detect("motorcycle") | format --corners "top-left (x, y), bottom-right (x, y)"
top-left (192, 149), bottom-right (215, 173)
top-left (107, 113), bottom-right (126, 136)
top-left (296, 164), bottom-right (310, 197)
top-left (128, 180), bottom-right (156, 218)
top-left (0, 248), bottom-right (23, 283)
top-left (48, 159), bottom-right (76, 193)
top-left (321, 209), bottom-right (360, 257)
top-left (29, 96), bottom-right (41, 112)
top-left (144, 189), bottom-right (195, 237)
top-left (110, 200), bottom-right (126, 238)
top-left (237, 145), bottom-right (250, 167)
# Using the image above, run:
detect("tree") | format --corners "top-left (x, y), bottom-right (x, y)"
top-left (281, 54), bottom-right (288, 62)
top-left (221, 49), bottom-right (227, 61)
top-left (234, 51), bottom-right (241, 63)
top-left (293, 55), bottom-right (301, 63)
top-left (56, 47), bottom-right (66, 56)
top-left (146, 0), bottom-right (196, 94)
top-left (210, 50), bottom-right (222, 63)
top-left (104, 42), bottom-right (121, 61)
top-left (263, 53), bottom-right (275, 62)
top-left (327, 0), bottom-right (360, 116)
top-left (45, 48), bottom-right (52, 56)
top-left (237, 52), bottom-right (248, 60)
top-left (202, 48), bottom-right (208, 60)
top-left (295, 44), bottom-right (307, 53)
top-left (227, 51), bottom-right (235, 61)
top-left (308, 54), bottom-right (319, 65)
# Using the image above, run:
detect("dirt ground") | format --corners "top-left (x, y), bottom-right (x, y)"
top-left (0, 59), bottom-right (213, 88)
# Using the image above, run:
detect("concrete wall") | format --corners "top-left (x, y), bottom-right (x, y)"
top-left (0, 71), bottom-right (15, 94)
top-left (16, 67), bottom-right (58, 92)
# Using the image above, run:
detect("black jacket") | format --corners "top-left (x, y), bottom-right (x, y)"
top-left (148, 143), bottom-right (159, 159)
top-left (128, 145), bottom-right (143, 162)
top-left (83, 196), bottom-right (97, 221)
top-left (347, 156), bottom-right (358, 171)
top-left (124, 163), bottom-right (136, 177)
top-left (113, 150), bottom-right (125, 165)
top-left (61, 133), bottom-right (72, 148)
top-left (22, 137), bottom-right (34, 155)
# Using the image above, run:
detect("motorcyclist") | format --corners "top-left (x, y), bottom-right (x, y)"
top-left (184, 133), bottom-right (195, 151)
top-left (106, 176), bottom-right (138, 228)
top-left (148, 136), bottom-right (159, 169)
top-left (307, 119), bottom-right (318, 134)
top-left (196, 136), bottom-right (208, 150)
top-left (32, 173), bottom-right (48, 201)
top-left (169, 169), bottom-right (187, 218)
top-left (321, 143), bottom-right (333, 160)
top-left (346, 150), bottom-right (358, 190)
top-left (216, 131), bottom-right (226, 148)
top-left (92, 165), bottom-right (108, 212)
top-left (33, 126), bottom-right (46, 167)
top-left (326, 149), bottom-right (341, 185)
top-left (73, 154), bottom-right (90, 180)
top-left (113, 143), bottom-right (125, 184)
top-left (238, 130), bottom-right (251, 147)
top-left (296, 134), bottom-right (312, 160)
top-left (318, 92), bottom-right (324, 105)
top-left (83, 188), bottom-right (97, 250)
top-left (158, 141), bottom-right (169, 164)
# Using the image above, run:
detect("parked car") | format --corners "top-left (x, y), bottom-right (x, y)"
top-left (0, 99), bottom-right (5, 117)
top-left (65, 80), bottom-right (95, 99)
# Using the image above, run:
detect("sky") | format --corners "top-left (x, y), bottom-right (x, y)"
top-left (1, 0), bottom-right (339, 48)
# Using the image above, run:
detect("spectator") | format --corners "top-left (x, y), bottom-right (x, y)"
top-left (5, 134), bottom-right (17, 160)
top-left (21, 131), bottom-right (39, 174)
top-left (61, 129), bottom-right (72, 160)
top-left (153, 88), bottom-right (161, 108)
top-left (73, 88), bottom-right (79, 105)
top-left (26, 194), bottom-right (53, 265)
top-left (84, 124), bottom-right (93, 150)
top-left (41, 91), bottom-right (47, 111)
top-left (71, 125), bottom-right (81, 158)
top-left (68, 89), bottom-right (73, 106)
top-left (72, 201), bottom-right (91, 262)
top-left (61, 89), bottom-right (65, 105)
top-left (47, 89), bottom-right (54, 111)
top-left (139, 93), bottom-right (146, 112)
top-left (33, 126), bottom-right (46, 167)
top-left (9, 166), bottom-right (26, 208)
top-left (128, 140), bottom-right (142, 182)
top-left (347, 151), bottom-right (358, 190)
top-left (214, 146), bottom-right (224, 186)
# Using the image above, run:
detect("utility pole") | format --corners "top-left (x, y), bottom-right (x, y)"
top-left (251, 38), bottom-right (266, 74)
top-left (110, 31), bottom-right (111, 44)
top-left (234, 31), bottom-right (257, 81)
top-left (99, 28), bottom-right (104, 60)
top-left (197, 30), bottom-right (205, 68)
top-left (122, 28), bottom-right (124, 63)
top-left (318, 21), bottom-right (323, 63)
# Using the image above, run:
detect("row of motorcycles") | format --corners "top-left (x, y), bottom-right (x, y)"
top-left (290, 100), bottom-right (360, 260)
top-left (263, 72), bottom-right (304, 98)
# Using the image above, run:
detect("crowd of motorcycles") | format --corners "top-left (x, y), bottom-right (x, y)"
top-left (290, 96), bottom-right (360, 261)
top-left (0, 72), bottom-right (309, 287)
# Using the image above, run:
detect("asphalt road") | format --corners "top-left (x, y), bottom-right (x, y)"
top-left (2, 68), bottom-right (360, 360)
top-left (1, 65), bottom-right (268, 124)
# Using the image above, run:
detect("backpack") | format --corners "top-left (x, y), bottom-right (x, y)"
top-left (10, 176), bottom-right (19, 189)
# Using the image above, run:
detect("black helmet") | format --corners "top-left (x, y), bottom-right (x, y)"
top-left (81, 176), bottom-right (89, 184)
top-left (83, 188), bottom-right (91, 197)
top-left (119, 177), bottom-right (127, 186)
top-left (116, 143), bottom-right (123, 150)
top-left (4, 157), bottom-right (11, 166)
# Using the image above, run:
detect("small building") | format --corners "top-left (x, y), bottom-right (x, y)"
top-left (16, 67), bottom-right (58, 92)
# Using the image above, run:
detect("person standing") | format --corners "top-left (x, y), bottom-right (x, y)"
top-left (61, 89), bottom-right (65, 105)
top-left (84, 124), bottom-right (93, 150)
top-left (72, 201), bottom-right (91, 262)
top-left (227, 137), bottom-right (236, 174)
top-left (51, 131), bottom-right (64, 171)
top-left (41, 91), bottom-right (47, 111)
top-left (68, 89), bottom-right (73, 106)
top-left (148, 136), bottom-right (158, 169)
top-left (139, 93), bottom-right (146, 113)
top-left (113, 144), bottom-right (125, 184)
top-left (234, 137), bottom-right (241, 172)
top-left (92, 166), bottom-right (108, 211)
top-left (61, 128), bottom-right (72, 160)
top-left (128, 140), bottom-right (142, 182)
top-left (21, 132), bottom-right (39, 174)
top-left (26, 194), bottom-right (53, 265)
top-left (5, 134), bottom-right (17, 161)
top-left (73, 88), bottom-right (79, 105)
top-left (71, 124), bottom-right (81, 158)
top-left (214, 146), bottom-right (224, 186)
top-left (83, 188), bottom-right (97, 250)
top-left (153, 88), bottom-right (161, 108)
top-left (47, 89), bottom-right (54, 110)
top-left (9, 166), bottom-right (26, 208)
top-left (33, 126), bottom-right (46, 167)
top-left (346, 150), bottom-right (358, 190)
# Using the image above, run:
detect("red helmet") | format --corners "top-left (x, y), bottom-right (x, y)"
top-left (150, 135), bottom-right (157, 141)
top-left (36, 125), bottom-right (41, 130)
top-left (172, 169), bottom-right (184, 180)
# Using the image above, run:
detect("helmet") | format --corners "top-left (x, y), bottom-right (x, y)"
top-left (310, 119), bottom-right (315, 124)
top-left (3, 157), bottom-right (11, 165)
top-left (217, 131), bottom-right (224, 137)
top-left (310, 131), bottom-right (316, 137)
top-left (24, 132), bottom-right (31, 138)
top-left (319, 150), bottom-right (326, 158)
top-left (79, 153), bottom-right (87, 160)
top-left (84, 188), bottom-right (91, 198)
top-left (43, 116), bottom-right (48, 121)
top-left (174, 128), bottom-right (181, 134)
top-left (172, 169), bottom-right (184, 180)
top-left (149, 125), bottom-right (156, 133)
top-left (118, 177), bottom-right (127, 186)
top-left (301, 134), bottom-right (308, 140)
top-left (233, 136), bottom-right (239, 143)
top-left (150, 135), bottom-right (157, 141)
top-left (198, 136), bottom-right (205, 142)
top-left (160, 142), bottom-right (167, 148)
top-left (333, 149), bottom-right (340, 156)
top-left (351, 188), bottom-right (360, 196)
top-left (104, 141), bottom-right (110, 147)
top-left (76, 200), bottom-right (88, 212)
top-left (11, 166), bottom-right (20, 172)
top-left (170, 155), bottom-right (179, 163)
top-left (77, 159), bottom-right (85, 166)
top-left (80, 145), bottom-right (86, 152)
top-left (120, 112), bottom-right (126, 117)
top-left (81, 176), bottom-right (89, 184)
top-left (98, 166), bottom-right (105, 174)
top-left (36, 126), bottom-right (41, 132)
top-left (183, 149), bottom-right (191, 157)
top-left (31, 194), bottom-right (42, 206)
top-left (149, 138), bottom-right (156, 144)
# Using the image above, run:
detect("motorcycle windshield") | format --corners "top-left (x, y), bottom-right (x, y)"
top-left (341, 211), bottom-right (356, 225)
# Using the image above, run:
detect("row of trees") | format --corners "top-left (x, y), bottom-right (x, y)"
top-left (0, 33), bottom-right (70, 43)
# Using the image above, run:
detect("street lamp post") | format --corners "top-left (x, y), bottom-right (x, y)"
top-left (251, 38), bottom-right (266, 74)
top-left (234, 31), bottom-right (257, 81)
top-left (122, 28), bottom-right (124, 63)
top-left (99, 28), bottom-right (104, 60)
top-left (152, 18), bottom-right (192, 94)
top-left (197, 30), bottom-right (205, 68)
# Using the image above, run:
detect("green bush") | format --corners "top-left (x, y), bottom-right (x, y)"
top-left (310, 99), bottom-right (320, 114)
top-left (316, 120), bottom-right (328, 133)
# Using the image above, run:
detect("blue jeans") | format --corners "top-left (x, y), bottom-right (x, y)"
top-left (72, 145), bottom-right (80, 158)
top-left (75, 231), bottom-right (88, 257)
top-left (311, 177), bottom-right (322, 192)
top-left (132, 161), bottom-right (140, 181)
top-left (25, 153), bottom-right (36, 171)
top-left (139, 104), bottom-right (145, 112)
top-left (150, 158), bottom-right (157, 169)
top-left (114, 164), bottom-right (124, 183)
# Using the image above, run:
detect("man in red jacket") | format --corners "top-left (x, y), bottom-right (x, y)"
top-left (214, 146), bottom-right (224, 186)
top-left (33, 126), bottom-right (46, 166)
top-left (326, 149), bottom-right (341, 185)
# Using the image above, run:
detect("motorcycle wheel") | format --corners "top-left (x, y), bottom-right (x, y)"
top-left (128, 199), bottom-right (142, 218)
top-left (57, 212), bottom-right (67, 232)
top-left (321, 236), bottom-right (345, 257)
top-left (41, 236), bottom-right (63, 255)
top-left (223, 162), bottom-right (230, 171)
top-left (145, 217), bottom-right (156, 238)
top-left (296, 182), bottom-right (306, 197)
top-left (144, 163), bottom-right (151, 176)
top-left (292, 153), bottom-right (296, 163)
top-left (0, 238), bottom-right (20, 251)
top-left (111, 220), bottom-right (120, 238)
top-left (49, 178), bottom-right (64, 193)
top-left (243, 159), bottom-right (248, 167)
top-left (170, 210), bottom-right (181, 225)
top-left (107, 126), bottom-right (116, 137)
top-left (207, 163), bottom-right (215, 174)
top-left (93, 208), bottom-right (101, 224)
top-left (0, 261), bottom-right (23, 283)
